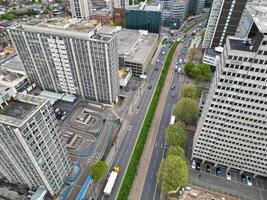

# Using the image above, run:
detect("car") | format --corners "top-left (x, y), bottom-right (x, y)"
top-left (247, 176), bottom-right (252, 186)
top-left (61, 115), bottom-right (67, 120)
top-left (132, 86), bottom-right (137, 91)
top-left (241, 174), bottom-right (246, 184)
top-left (148, 85), bottom-right (152, 89)
top-left (226, 171), bottom-right (231, 180)
top-left (155, 67), bottom-right (159, 71)
top-left (170, 84), bottom-right (176, 90)
top-left (215, 167), bottom-right (221, 177)
top-left (171, 92), bottom-right (175, 97)
top-left (162, 51), bottom-right (165, 55)
top-left (156, 59), bottom-right (159, 63)
top-left (196, 162), bottom-right (201, 170)
top-left (191, 160), bottom-right (196, 169)
top-left (55, 108), bottom-right (60, 113)
top-left (206, 165), bottom-right (211, 174)
top-left (125, 86), bottom-right (129, 92)
top-left (161, 61), bottom-right (164, 64)
top-left (177, 67), bottom-right (181, 74)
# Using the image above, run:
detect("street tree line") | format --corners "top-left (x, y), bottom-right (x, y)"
top-left (158, 84), bottom-right (200, 196)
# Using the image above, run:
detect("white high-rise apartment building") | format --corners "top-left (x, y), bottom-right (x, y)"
top-left (69, 0), bottom-right (92, 19)
top-left (192, 5), bottom-right (267, 177)
top-left (8, 18), bottom-right (120, 104)
top-left (114, 0), bottom-right (129, 8)
top-left (0, 93), bottom-right (71, 195)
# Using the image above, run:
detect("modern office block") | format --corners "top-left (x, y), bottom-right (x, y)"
top-left (192, 5), bottom-right (267, 177)
top-left (202, 0), bottom-right (248, 49)
top-left (8, 18), bottom-right (120, 104)
top-left (187, 0), bottom-right (205, 15)
top-left (69, 0), bottom-right (92, 19)
top-left (0, 93), bottom-right (71, 195)
top-left (114, 0), bottom-right (129, 9)
top-left (126, 3), bottom-right (163, 34)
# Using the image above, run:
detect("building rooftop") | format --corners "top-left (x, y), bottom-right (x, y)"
top-left (98, 26), bottom-right (158, 64)
top-left (0, 93), bottom-right (47, 127)
top-left (247, 5), bottom-right (267, 33)
top-left (128, 2), bottom-right (162, 12)
top-left (0, 56), bottom-right (25, 73)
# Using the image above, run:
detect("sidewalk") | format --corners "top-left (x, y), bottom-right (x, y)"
top-left (128, 43), bottom-right (182, 200)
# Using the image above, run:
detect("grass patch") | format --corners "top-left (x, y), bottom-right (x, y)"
top-left (117, 41), bottom-right (180, 200)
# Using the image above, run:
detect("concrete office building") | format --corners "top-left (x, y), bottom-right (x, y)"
top-left (187, 0), bottom-right (205, 15)
top-left (160, 0), bottom-right (188, 27)
top-left (8, 18), bottom-right (120, 104)
top-left (126, 2), bottom-right (163, 34)
top-left (0, 93), bottom-right (71, 195)
top-left (69, 0), bottom-right (93, 19)
top-left (192, 5), bottom-right (267, 177)
top-left (202, 0), bottom-right (264, 66)
top-left (114, 0), bottom-right (129, 9)
top-left (98, 26), bottom-right (159, 75)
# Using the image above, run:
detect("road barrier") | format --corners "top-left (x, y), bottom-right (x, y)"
top-left (117, 41), bottom-right (180, 200)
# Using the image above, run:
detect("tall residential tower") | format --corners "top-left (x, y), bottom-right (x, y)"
top-left (0, 93), bottom-right (71, 195)
top-left (8, 18), bottom-right (120, 104)
top-left (69, 0), bottom-right (93, 19)
top-left (192, 5), bottom-right (267, 177)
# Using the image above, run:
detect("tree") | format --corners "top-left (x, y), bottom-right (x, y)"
top-left (167, 146), bottom-right (185, 159)
top-left (199, 63), bottom-right (212, 81)
top-left (182, 84), bottom-right (198, 99)
top-left (90, 161), bottom-right (108, 181)
top-left (174, 98), bottom-right (199, 124)
top-left (184, 61), bottom-right (195, 77)
top-left (158, 155), bottom-right (188, 194)
top-left (1, 12), bottom-right (16, 20)
top-left (165, 122), bottom-right (186, 147)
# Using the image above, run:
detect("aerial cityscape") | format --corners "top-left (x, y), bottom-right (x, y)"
top-left (0, 0), bottom-right (266, 200)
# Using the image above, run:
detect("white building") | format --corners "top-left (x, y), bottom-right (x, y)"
top-left (192, 5), bottom-right (267, 177)
top-left (69, 0), bottom-right (93, 19)
top-left (0, 93), bottom-right (72, 195)
top-left (114, 0), bottom-right (129, 9)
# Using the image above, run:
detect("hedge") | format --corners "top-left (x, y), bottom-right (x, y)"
top-left (117, 41), bottom-right (180, 200)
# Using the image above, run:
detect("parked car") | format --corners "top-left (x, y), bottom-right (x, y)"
top-left (170, 84), bottom-right (176, 90)
top-left (156, 59), bottom-right (159, 63)
top-left (177, 67), bottom-right (181, 74)
top-left (241, 174), bottom-right (246, 184)
top-left (55, 108), bottom-right (60, 113)
top-left (148, 85), bottom-right (152, 90)
top-left (191, 160), bottom-right (196, 169)
top-left (206, 165), bottom-right (211, 174)
top-left (125, 86), bottom-right (129, 92)
top-left (196, 162), bottom-right (201, 170)
top-left (247, 176), bottom-right (252, 186)
top-left (215, 167), bottom-right (221, 177)
top-left (171, 92), bottom-right (175, 97)
top-left (226, 171), bottom-right (231, 180)
top-left (155, 67), bottom-right (159, 71)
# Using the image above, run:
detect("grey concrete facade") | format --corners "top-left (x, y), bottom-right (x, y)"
top-left (8, 19), bottom-right (120, 104)
top-left (0, 93), bottom-right (71, 195)
top-left (193, 5), bottom-right (267, 177)
top-left (69, 0), bottom-right (93, 19)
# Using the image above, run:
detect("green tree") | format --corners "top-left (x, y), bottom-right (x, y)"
top-left (1, 12), bottom-right (16, 20)
top-left (167, 146), bottom-right (185, 159)
top-left (199, 63), bottom-right (212, 81)
top-left (184, 61), bottom-right (195, 77)
top-left (90, 161), bottom-right (108, 181)
top-left (165, 122), bottom-right (186, 147)
top-left (174, 98), bottom-right (199, 124)
top-left (158, 155), bottom-right (188, 194)
top-left (182, 84), bottom-right (198, 99)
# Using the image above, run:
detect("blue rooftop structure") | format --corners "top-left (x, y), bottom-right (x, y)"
top-left (76, 176), bottom-right (93, 200)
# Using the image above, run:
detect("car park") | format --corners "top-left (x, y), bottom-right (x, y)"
top-left (226, 171), bottom-right (231, 180)
top-left (206, 165), bottom-right (211, 174)
top-left (191, 160), bottom-right (196, 169)
top-left (215, 167), bottom-right (221, 177)
top-left (241, 174), bottom-right (246, 184)
top-left (247, 176), bottom-right (252, 186)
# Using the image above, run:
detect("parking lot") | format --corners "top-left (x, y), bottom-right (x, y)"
top-left (189, 160), bottom-right (267, 200)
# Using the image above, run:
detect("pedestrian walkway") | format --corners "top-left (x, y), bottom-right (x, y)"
top-left (129, 43), bottom-right (182, 200)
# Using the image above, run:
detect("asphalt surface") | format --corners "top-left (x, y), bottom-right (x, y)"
top-left (141, 16), bottom-right (208, 200)
top-left (97, 38), bottom-right (172, 200)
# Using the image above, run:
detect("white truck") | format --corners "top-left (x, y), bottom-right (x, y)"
top-left (170, 115), bottom-right (175, 125)
top-left (103, 166), bottom-right (120, 196)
